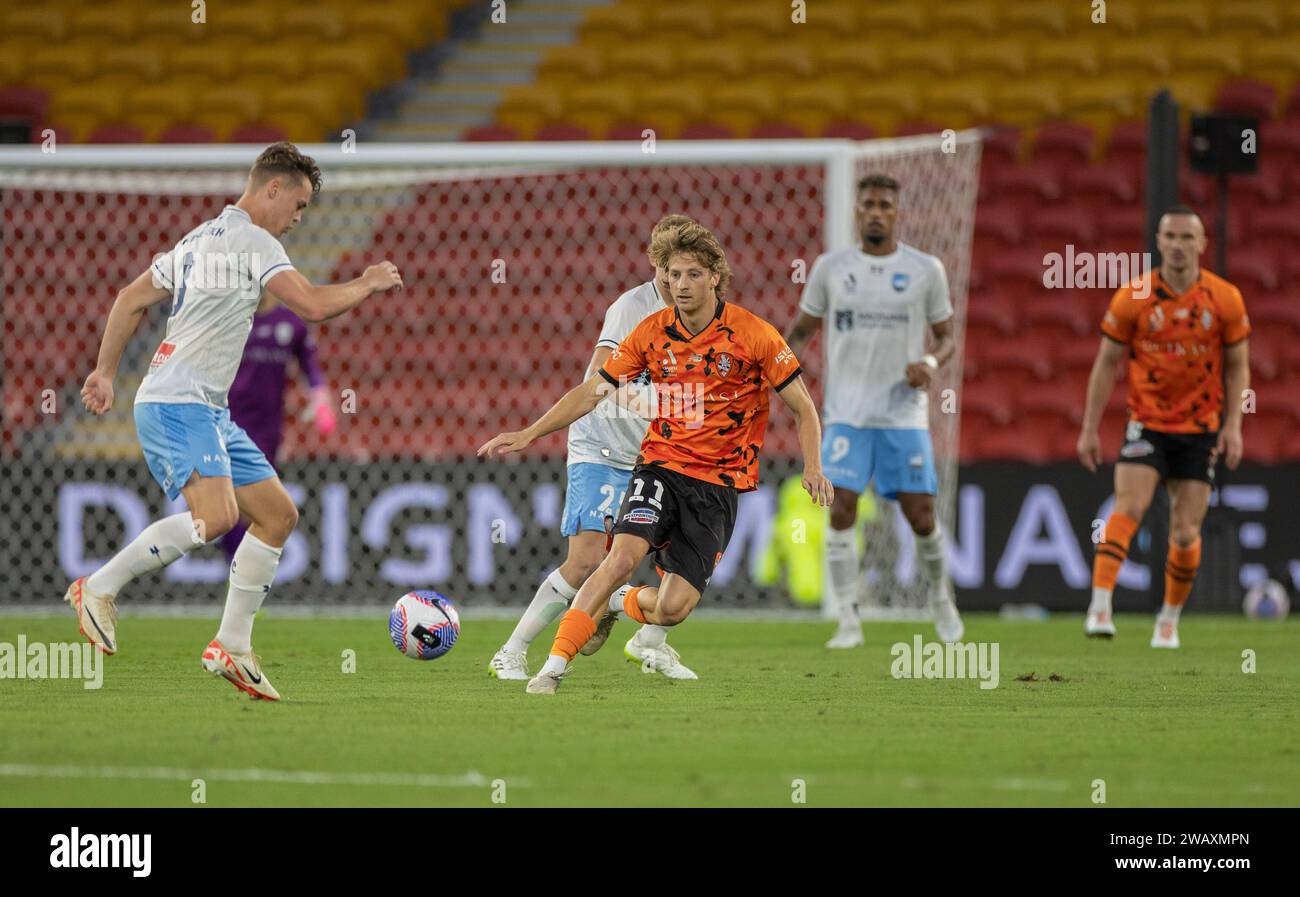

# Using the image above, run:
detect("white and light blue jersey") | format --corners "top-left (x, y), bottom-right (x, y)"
top-left (799, 242), bottom-right (952, 430)
top-left (565, 280), bottom-right (665, 470)
top-left (135, 205), bottom-right (294, 409)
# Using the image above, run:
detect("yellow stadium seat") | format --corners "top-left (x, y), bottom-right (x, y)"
top-left (702, 83), bottom-right (777, 134)
top-left (924, 82), bottom-right (992, 128)
top-left (1062, 78), bottom-right (1142, 122)
top-left (1211, 1), bottom-right (1281, 36)
top-left (847, 83), bottom-right (921, 135)
top-left (603, 43), bottom-right (673, 82)
top-left (887, 41), bottom-right (959, 79)
top-left (634, 83), bottom-right (707, 137)
top-left (646, 5), bottom-right (718, 38)
top-left (191, 85), bottom-right (266, 139)
top-left (68, 4), bottom-right (139, 41)
top-left (798, 0), bottom-right (863, 37)
top-left (854, 2), bottom-right (926, 35)
top-left (496, 85), bottom-right (567, 138)
top-left (959, 40), bottom-right (1029, 77)
top-left (815, 41), bottom-right (889, 80)
top-left (1158, 76), bottom-right (1219, 114)
top-left (1001, 1), bottom-right (1069, 37)
top-left (1101, 39), bottom-right (1173, 77)
top-left (96, 45), bottom-right (166, 83)
top-left (1282, 3), bottom-right (1300, 30)
top-left (7, 8), bottom-right (68, 41)
top-left (1170, 39), bottom-right (1245, 80)
top-left (580, 5), bottom-right (646, 45)
top-left (203, 4), bottom-right (279, 42)
top-left (137, 7), bottom-right (210, 44)
top-left (309, 40), bottom-right (406, 92)
top-left (0, 42), bottom-right (26, 85)
top-left (238, 45), bottom-right (309, 82)
top-left (564, 83), bottom-right (636, 135)
top-left (1242, 36), bottom-right (1300, 93)
top-left (169, 44), bottom-right (238, 81)
top-left (929, 0), bottom-right (1001, 37)
top-left (350, 5), bottom-right (447, 49)
top-left (123, 84), bottom-right (196, 140)
top-left (537, 46), bottom-right (604, 86)
top-left (779, 81), bottom-right (851, 134)
top-left (715, 3), bottom-right (790, 39)
top-left (280, 6), bottom-right (348, 41)
top-left (1139, 2), bottom-right (1212, 35)
top-left (746, 44), bottom-right (817, 81)
top-left (1030, 42), bottom-right (1101, 78)
top-left (991, 82), bottom-right (1062, 127)
top-left (24, 45), bottom-right (97, 88)
top-left (51, 83), bottom-right (124, 125)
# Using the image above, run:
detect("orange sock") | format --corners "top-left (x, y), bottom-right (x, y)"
top-left (623, 586), bottom-right (648, 624)
top-left (1164, 538), bottom-right (1201, 608)
top-left (551, 609), bottom-right (596, 662)
top-left (1093, 512), bottom-right (1139, 591)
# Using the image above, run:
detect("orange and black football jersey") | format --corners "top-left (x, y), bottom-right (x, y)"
top-left (600, 299), bottom-right (802, 491)
top-left (1101, 269), bottom-right (1250, 434)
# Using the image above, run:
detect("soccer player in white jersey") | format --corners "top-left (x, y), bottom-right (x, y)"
top-left (785, 174), bottom-right (964, 648)
top-left (70, 143), bottom-right (403, 700)
top-left (489, 215), bottom-right (699, 680)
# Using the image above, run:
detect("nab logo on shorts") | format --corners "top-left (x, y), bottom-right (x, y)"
top-left (623, 508), bottom-right (658, 526)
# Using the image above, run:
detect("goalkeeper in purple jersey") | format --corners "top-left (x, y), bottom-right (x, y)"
top-left (221, 293), bottom-right (336, 561)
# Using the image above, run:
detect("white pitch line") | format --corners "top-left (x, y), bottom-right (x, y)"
top-left (0, 763), bottom-right (528, 789)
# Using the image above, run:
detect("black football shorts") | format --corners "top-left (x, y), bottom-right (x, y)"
top-left (1117, 420), bottom-right (1218, 483)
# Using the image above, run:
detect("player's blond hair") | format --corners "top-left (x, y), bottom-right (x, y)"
top-left (649, 220), bottom-right (732, 299)
top-left (646, 214), bottom-right (694, 266)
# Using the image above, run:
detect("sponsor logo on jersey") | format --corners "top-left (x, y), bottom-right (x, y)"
top-left (149, 341), bottom-right (176, 369)
top-left (774, 347), bottom-right (795, 367)
top-left (892, 272), bottom-right (910, 292)
top-left (623, 507), bottom-right (659, 526)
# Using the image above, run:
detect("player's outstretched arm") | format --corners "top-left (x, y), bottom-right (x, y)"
top-left (266, 262), bottom-right (402, 324)
top-left (776, 374), bottom-right (834, 507)
top-left (477, 372), bottom-right (614, 459)
top-left (1217, 339), bottom-right (1250, 470)
top-left (1077, 336), bottom-right (1127, 472)
top-left (784, 311), bottom-right (822, 357)
top-left (81, 269), bottom-right (173, 415)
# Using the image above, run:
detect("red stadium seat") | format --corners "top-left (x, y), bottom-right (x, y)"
top-left (979, 248), bottom-right (1049, 296)
top-left (534, 122), bottom-right (591, 141)
top-left (228, 123), bottom-right (287, 143)
top-left (959, 379), bottom-right (1017, 427)
top-left (982, 127), bottom-right (1023, 168)
top-left (974, 340), bottom-right (1053, 381)
top-left (1028, 205), bottom-right (1097, 246)
top-left (973, 427), bottom-right (1054, 464)
top-left (1252, 383), bottom-right (1300, 426)
top-left (821, 121), bottom-right (876, 140)
top-left (965, 291), bottom-right (1018, 335)
top-left (1248, 295), bottom-right (1300, 337)
top-left (1241, 415), bottom-right (1288, 465)
top-left (1097, 208), bottom-right (1148, 246)
top-left (1225, 249), bottom-right (1280, 295)
top-left (158, 124), bottom-right (215, 143)
top-left (1068, 161), bottom-right (1139, 206)
top-left (86, 123), bottom-right (145, 143)
top-left (975, 203), bottom-right (1026, 247)
top-left (1247, 328), bottom-right (1282, 381)
top-left (1259, 120), bottom-right (1300, 168)
top-left (1032, 121), bottom-right (1095, 167)
top-left (1022, 295), bottom-right (1095, 338)
top-left (463, 123), bottom-right (519, 141)
top-left (680, 122), bottom-right (735, 139)
top-left (1215, 79), bottom-right (1277, 119)
top-left (1104, 120), bottom-right (1147, 170)
top-left (991, 161), bottom-right (1063, 202)
top-left (0, 86), bottom-right (48, 120)
top-left (895, 121), bottom-right (946, 137)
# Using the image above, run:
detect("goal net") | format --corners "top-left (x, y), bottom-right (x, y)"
top-left (0, 135), bottom-right (980, 612)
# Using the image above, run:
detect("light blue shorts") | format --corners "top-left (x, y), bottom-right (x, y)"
top-left (821, 423), bottom-right (937, 500)
top-left (561, 462), bottom-right (633, 537)
top-left (134, 402), bottom-right (277, 500)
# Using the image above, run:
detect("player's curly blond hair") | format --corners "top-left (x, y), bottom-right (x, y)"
top-left (645, 213), bottom-right (694, 266)
top-left (649, 220), bottom-right (732, 299)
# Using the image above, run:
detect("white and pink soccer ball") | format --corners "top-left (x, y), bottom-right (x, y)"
top-left (389, 591), bottom-right (461, 660)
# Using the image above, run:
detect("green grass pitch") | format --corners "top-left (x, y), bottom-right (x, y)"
top-left (1, 613), bottom-right (1296, 807)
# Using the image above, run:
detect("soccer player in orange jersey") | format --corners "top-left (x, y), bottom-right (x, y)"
top-left (479, 221), bottom-right (834, 693)
top-left (1078, 205), bottom-right (1251, 648)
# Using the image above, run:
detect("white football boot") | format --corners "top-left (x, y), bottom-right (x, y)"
top-left (65, 576), bottom-right (118, 655)
top-left (525, 667), bottom-right (566, 695)
top-left (1085, 609), bottom-right (1117, 638)
top-left (1150, 616), bottom-right (1181, 649)
top-left (201, 639), bottom-right (281, 701)
top-left (932, 583), bottom-right (965, 643)
top-left (825, 624), bottom-right (865, 649)
top-left (488, 648), bottom-right (529, 680)
top-left (625, 635), bottom-right (698, 680)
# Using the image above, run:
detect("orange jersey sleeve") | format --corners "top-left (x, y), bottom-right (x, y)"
top-left (753, 319), bottom-right (803, 391)
top-left (599, 315), bottom-right (655, 385)
top-left (1219, 283), bottom-right (1250, 345)
top-left (1101, 283), bottom-right (1139, 343)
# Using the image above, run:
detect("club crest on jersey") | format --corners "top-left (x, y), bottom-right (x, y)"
top-left (892, 272), bottom-right (910, 292)
top-left (1201, 310), bottom-right (1213, 330)
top-left (835, 310), bottom-right (854, 331)
top-left (716, 353), bottom-right (734, 376)
top-left (1147, 305), bottom-right (1166, 331)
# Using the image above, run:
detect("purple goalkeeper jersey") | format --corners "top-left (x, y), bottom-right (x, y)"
top-left (227, 306), bottom-right (324, 459)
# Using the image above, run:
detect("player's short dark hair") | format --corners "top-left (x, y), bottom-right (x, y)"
top-left (1161, 203), bottom-right (1200, 219)
top-left (857, 174), bottom-right (900, 195)
top-left (250, 142), bottom-right (322, 196)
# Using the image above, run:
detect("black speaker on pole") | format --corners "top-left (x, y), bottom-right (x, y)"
top-left (1189, 114), bottom-right (1259, 175)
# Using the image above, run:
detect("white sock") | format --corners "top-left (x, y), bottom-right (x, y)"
top-left (637, 624), bottom-right (668, 648)
top-left (540, 654), bottom-right (568, 677)
top-left (608, 583), bottom-right (633, 614)
top-left (216, 532), bottom-right (282, 655)
top-left (1089, 587), bottom-right (1114, 615)
top-left (86, 512), bottom-right (204, 596)
top-left (1159, 602), bottom-right (1183, 623)
top-left (915, 523), bottom-right (951, 600)
top-left (825, 526), bottom-right (859, 628)
top-left (505, 569), bottom-right (577, 653)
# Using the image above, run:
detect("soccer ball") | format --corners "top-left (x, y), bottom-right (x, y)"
top-left (1243, 578), bottom-right (1290, 621)
top-left (389, 590), bottom-right (461, 660)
